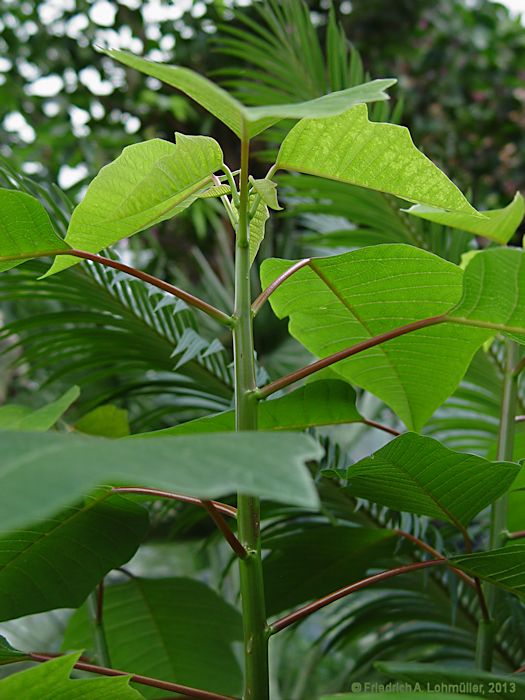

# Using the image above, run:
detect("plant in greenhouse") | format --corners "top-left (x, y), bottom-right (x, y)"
top-left (1, 27), bottom-right (525, 700)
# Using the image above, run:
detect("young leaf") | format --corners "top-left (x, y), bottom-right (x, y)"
top-left (45, 134), bottom-right (223, 276)
top-left (0, 189), bottom-right (69, 271)
top-left (0, 492), bottom-right (148, 621)
top-left (264, 526), bottom-right (396, 616)
top-left (450, 544), bottom-right (525, 598)
top-left (0, 653), bottom-right (143, 698)
top-left (404, 191), bottom-right (525, 244)
top-left (249, 177), bottom-right (282, 210)
top-left (137, 380), bottom-right (362, 437)
top-left (260, 244), bottom-right (487, 430)
top-left (276, 104), bottom-right (477, 212)
top-left (0, 430), bottom-right (321, 531)
top-left (0, 386), bottom-right (79, 431)
top-left (376, 661), bottom-right (525, 699)
top-left (63, 577), bottom-right (242, 697)
top-left (338, 433), bottom-right (519, 531)
top-left (249, 196), bottom-right (270, 265)
top-left (103, 48), bottom-right (395, 139)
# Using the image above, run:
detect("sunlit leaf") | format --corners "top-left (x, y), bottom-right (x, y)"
top-left (45, 134), bottom-right (223, 276)
top-left (277, 104), bottom-right (477, 212)
top-left (404, 191), bottom-right (525, 245)
top-left (0, 653), bottom-right (143, 698)
top-left (0, 189), bottom-right (69, 271)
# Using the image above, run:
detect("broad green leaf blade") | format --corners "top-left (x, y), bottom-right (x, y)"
top-left (377, 661), bottom-right (525, 700)
top-left (103, 48), bottom-right (251, 138)
top-left (0, 636), bottom-right (27, 665)
top-left (276, 104), bottom-right (476, 212)
top-left (0, 431), bottom-right (321, 531)
top-left (249, 196), bottom-right (270, 265)
top-left (75, 404), bottom-right (130, 438)
top-left (244, 79), bottom-right (396, 125)
top-left (264, 526), bottom-right (396, 616)
top-left (138, 380), bottom-right (361, 438)
top-left (339, 433), bottom-right (519, 530)
top-left (0, 653), bottom-right (143, 699)
top-left (0, 189), bottom-right (69, 271)
top-left (45, 134), bottom-right (223, 276)
top-left (103, 50), bottom-right (395, 139)
top-left (0, 386), bottom-right (80, 432)
top-left (249, 177), bottom-right (282, 210)
top-left (449, 247), bottom-right (525, 342)
top-left (260, 244), bottom-right (488, 430)
top-left (63, 577), bottom-right (242, 697)
top-left (404, 191), bottom-right (525, 244)
top-left (0, 492), bottom-right (148, 621)
top-left (450, 544), bottom-right (525, 599)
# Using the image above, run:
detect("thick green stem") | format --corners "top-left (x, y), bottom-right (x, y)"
top-left (476, 339), bottom-right (518, 671)
top-left (234, 132), bottom-right (270, 699)
top-left (87, 585), bottom-right (111, 668)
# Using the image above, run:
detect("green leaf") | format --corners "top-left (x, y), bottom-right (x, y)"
top-left (198, 184), bottom-right (231, 198)
top-left (404, 191), bottom-right (525, 244)
top-left (0, 189), bottom-right (69, 271)
top-left (0, 636), bottom-right (28, 665)
top-left (276, 104), bottom-right (476, 212)
top-left (249, 177), bottom-right (282, 211)
top-left (0, 386), bottom-right (79, 431)
top-left (103, 49), bottom-right (395, 139)
top-left (264, 526), bottom-right (396, 616)
top-left (75, 405), bottom-right (130, 438)
top-left (0, 491), bottom-right (148, 621)
top-left (449, 247), bottom-right (525, 342)
top-left (260, 244), bottom-right (487, 430)
top-left (450, 544), bottom-right (525, 599)
top-left (249, 196), bottom-right (270, 265)
top-left (45, 134), bottom-right (223, 276)
top-left (0, 653), bottom-right (143, 699)
top-left (338, 433), bottom-right (519, 531)
top-left (63, 577), bottom-right (242, 697)
top-left (377, 661), bottom-right (525, 700)
top-left (0, 431), bottom-right (321, 531)
top-left (137, 380), bottom-right (362, 437)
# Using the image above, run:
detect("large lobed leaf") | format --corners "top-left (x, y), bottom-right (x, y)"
top-left (45, 134), bottom-right (223, 276)
top-left (103, 48), bottom-right (395, 139)
top-left (337, 433), bottom-right (519, 531)
top-left (0, 653), bottom-right (143, 699)
top-left (261, 245), bottom-right (525, 430)
top-left (0, 430), bottom-right (321, 531)
top-left (0, 491), bottom-right (148, 621)
top-left (137, 380), bottom-right (362, 437)
top-left (63, 577), bottom-right (242, 697)
top-left (276, 104), bottom-right (477, 213)
top-left (261, 244), bottom-right (487, 430)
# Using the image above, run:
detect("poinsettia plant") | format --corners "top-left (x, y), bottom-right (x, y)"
top-left (0, 34), bottom-right (524, 700)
